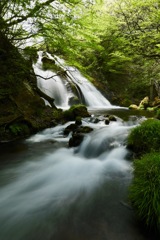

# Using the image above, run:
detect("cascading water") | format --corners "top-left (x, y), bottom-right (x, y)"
top-left (33, 52), bottom-right (70, 108)
top-left (66, 66), bottom-right (111, 107)
top-left (0, 113), bottom-right (150, 240)
top-left (33, 52), bottom-right (112, 109)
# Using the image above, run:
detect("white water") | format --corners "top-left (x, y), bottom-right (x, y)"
top-left (33, 52), bottom-right (112, 108)
top-left (0, 116), bottom-right (137, 240)
top-left (66, 66), bottom-right (111, 107)
top-left (33, 52), bottom-right (70, 108)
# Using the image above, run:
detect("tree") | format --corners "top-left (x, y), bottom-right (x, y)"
top-left (0, 0), bottom-right (94, 47)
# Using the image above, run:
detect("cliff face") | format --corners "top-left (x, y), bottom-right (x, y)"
top-left (0, 34), bottom-right (57, 142)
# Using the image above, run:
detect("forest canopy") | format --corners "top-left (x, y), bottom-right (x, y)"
top-left (1, 0), bottom-right (160, 101)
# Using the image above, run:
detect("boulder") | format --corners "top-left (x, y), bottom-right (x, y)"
top-left (129, 104), bottom-right (139, 110)
top-left (139, 96), bottom-right (149, 109)
top-left (108, 115), bottom-right (117, 121)
top-left (64, 123), bottom-right (78, 136)
top-left (63, 104), bottom-right (90, 121)
top-left (89, 117), bottom-right (100, 123)
top-left (152, 96), bottom-right (160, 107)
top-left (68, 126), bottom-right (93, 147)
top-left (105, 118), bottom-right (110, 125)
top-left (69, 133), bottom-right (84, 147)
top-left (75, 116), bottom-right (82, 125)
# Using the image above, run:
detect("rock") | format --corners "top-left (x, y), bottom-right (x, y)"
top-left (68, 126), bottom-right (93, 147)
top-left (64, 123), bottom-right (78, 135)
top-left (89, 117), bottom-right (100, 123)
top-left (104, 114), bottom-right (110, 118)
top-left (77, 126), bottom-right (93, 134)
top-left (129, 104), bottom-right (139, 110)
top-left (108, 115), bottom-right (117, 121)
top-left (69, 133), bottom-right (84, 147)
top-left (152, 97), bottom-right (160, 107)
top-left (75, 116), bottom-right (82, 125)
top-left (139, 96), bottom-right (149, 110)
top-left (146, 107), bottom-right (155, 112)
top-left (63, 104), bottom-right (90, 121)
top-left (68, 96), bottom-right (80, 105)
top-left (105, 118), bottom-right (110, 125)
top-left (41, 56), bottom-right (55, 65)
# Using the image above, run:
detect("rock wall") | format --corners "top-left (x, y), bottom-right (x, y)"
top-left (0, 33), bottom-right (57, 142)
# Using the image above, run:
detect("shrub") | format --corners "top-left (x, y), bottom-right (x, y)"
top-left (127, 119), bottom-right (160, 156)
top-left (129, 152), bottom-right (160, 234)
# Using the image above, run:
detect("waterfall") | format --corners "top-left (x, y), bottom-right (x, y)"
top-left (33, 52), bottom-right (70, 108)
top-left (33, 52), bottom-right (112, 108)
top-left (66, 66), bottom-right (111, 107)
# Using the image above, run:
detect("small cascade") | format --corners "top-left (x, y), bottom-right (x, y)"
top-left (0, 114), bottom-right (150, 240)
top-left (33, 52), bottom-right (112, 108)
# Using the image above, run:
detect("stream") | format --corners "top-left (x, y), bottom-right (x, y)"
top-left (0, 53), bottom-right (156, 239)
top-left (0, 108), bottom-right (155, 240)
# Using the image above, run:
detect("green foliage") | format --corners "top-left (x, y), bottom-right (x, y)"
top-left (9, 122), bottom-right (30, 136)
top-left (155, 109), bottom-right (160, 120)
top-left (129, 152), bottom-right (160, 233)
top-left (127, 119), bottom-right (160, 155)
top-left (23, 47), bottom-right (38, 62)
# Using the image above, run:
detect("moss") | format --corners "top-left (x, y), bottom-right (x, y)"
top-left (127, 119), bottom-right (160, 156)
top-left (8, 122), bottom-right (30, 137)
top-left (129, 152), bottom-right (160, 235)
top-left (41, 56), bottom-right (63, 73)
top-left (63, 104), bottom-right (90, 121)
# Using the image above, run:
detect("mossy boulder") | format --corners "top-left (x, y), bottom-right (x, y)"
top-left (108, 115), bottom-right (117, 121)
top-left (139, 96), bottom-right (149, 110)
top-left (152, 96), bottom-right (160, 107)
top-left (68, 126), bottom-right (93, 147)
top-left (129, 104), bottom-right (139, 110)
top-left (127, 119), bottom-right (160, 156)
top-left (63, 104), bottom-right (90, 121)
top-left (75, 116), bottom-right (82, 125)
top-left (129, 152), bottom-right (160, 235)
top-left (68, 96), bottom-right (81, 105)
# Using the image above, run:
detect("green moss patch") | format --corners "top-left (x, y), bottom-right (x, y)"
top-left (63, 104), bottom-right (90, 121)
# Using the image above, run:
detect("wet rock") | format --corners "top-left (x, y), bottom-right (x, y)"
top-left (77, 126), bottom-right (93, 134)
top-left (41, 56), bottom-right (55, 65)
top-left (75, 116), bottom-right (82, 125)
top-left (90, 117), bottom-right (100, 123)
top-left (108, 115), bottom-right (117, 121)
top-left (68, 96), bottom-right (80, 105)
top-left (69, 133), bottom-right (84, 147)
top-left (63, 104), bottom-right (90, 121)
top-left (68, 126), bottom-right (93, 147)
top-left (129, 104), bottom-right (139, 110)
top-left (64, 123), bottom-right (78, 136)
top-left (105, 119), bottom-right (110, 125)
